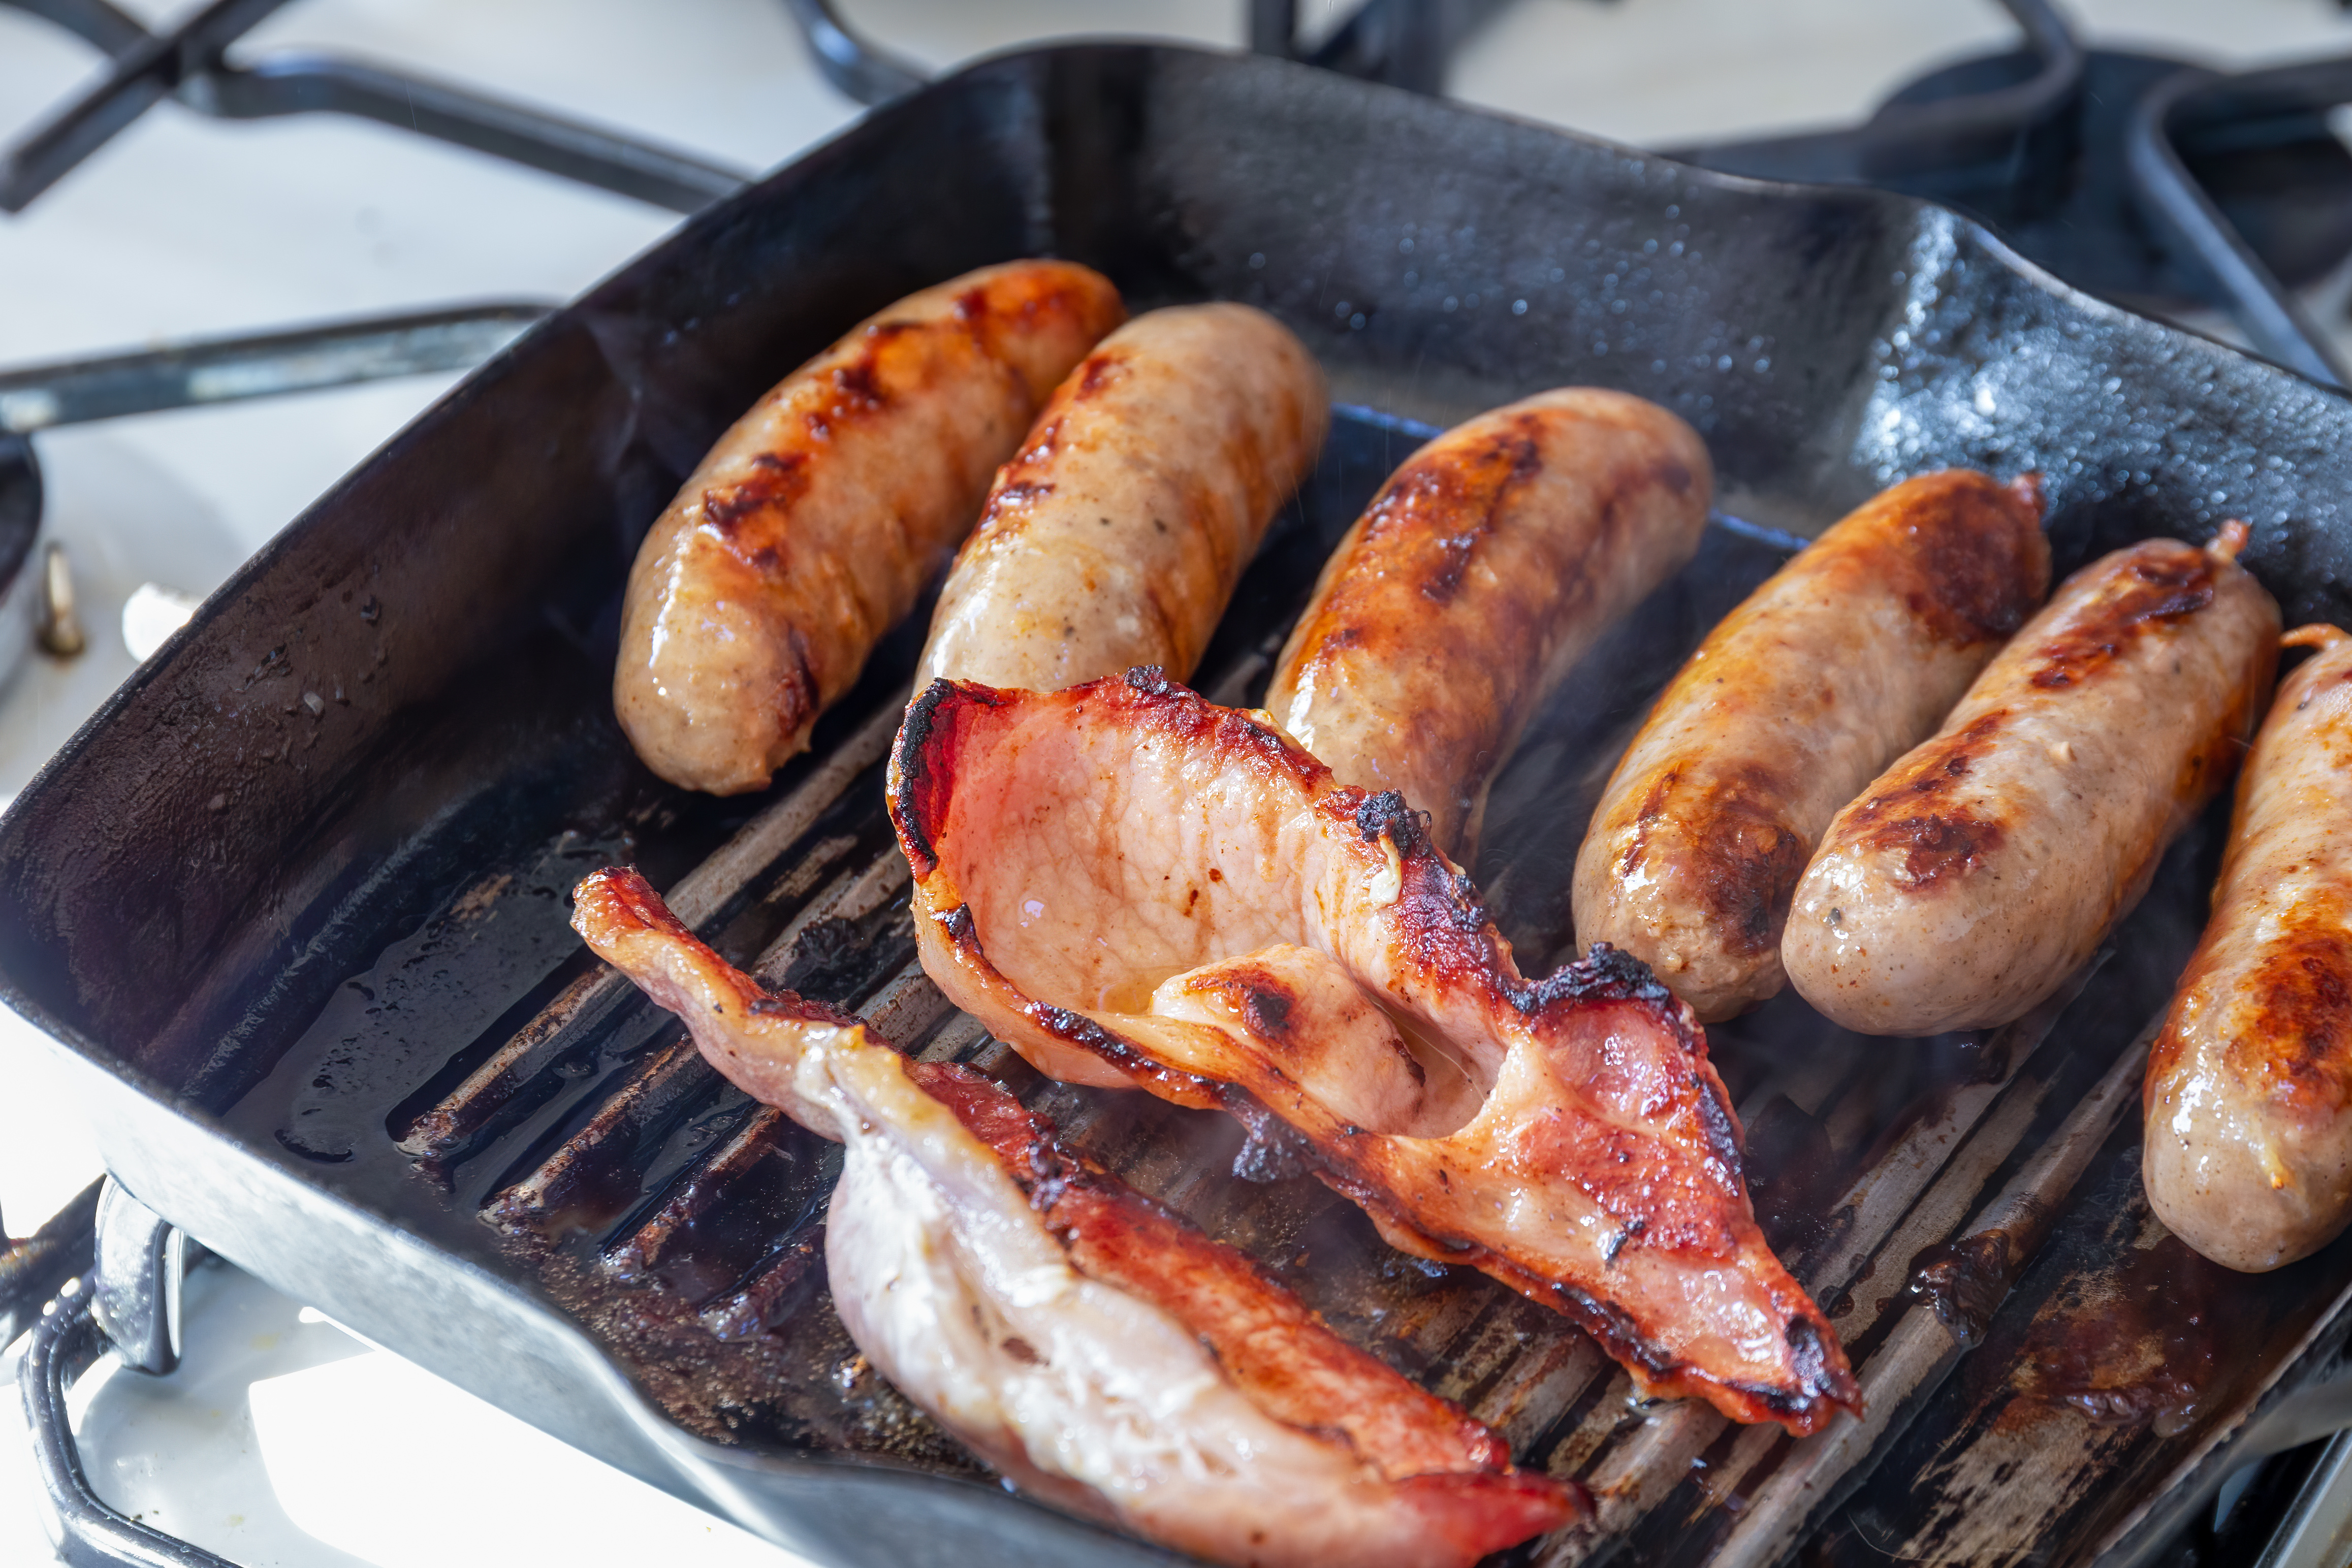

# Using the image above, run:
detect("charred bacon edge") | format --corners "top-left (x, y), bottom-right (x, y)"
top-left (933, 901), bottom-right (1850, 1430)
top-left (894, 673), bottom-right (1861, 1433)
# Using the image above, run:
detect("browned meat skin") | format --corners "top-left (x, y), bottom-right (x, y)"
top-left (615, 260), bottom-right (1124, 794)
top-left (1575, 471), bottom-right (2050, 1021)
top-left (916, 303), bottom-right (1327, 691)
top-left (1265, 388), bottom-right (1711, 858)
top-left (1786, 523), bottom-right (2281, 1036)
top-left (2145, 625), bottom-right (2352, 1271)
top-left (889, 673), bottom-right (1861, 1434)
top-left (570, 867), bottom-right (1584, 1568)
top-left (907, 1063), bottom-right (1530, 1483)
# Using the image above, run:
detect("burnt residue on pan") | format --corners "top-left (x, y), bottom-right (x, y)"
top-left (1825, 1128), bottom-right (2352, 1567)
top-left (2021, 1229), bottom-right (2223, 1435)
top-left (528, 1223), bottom-right (979, 1462)
top-left (1907, 1228), bottom-right (2021, 1350)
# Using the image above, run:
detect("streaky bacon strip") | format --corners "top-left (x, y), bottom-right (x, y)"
top-left (907, 1060), bottom-right (1513, 1481)
top-left (573, 866), bottom-right (1583, 1568)
top-left (886, 671), bottom-right (1862, 1434)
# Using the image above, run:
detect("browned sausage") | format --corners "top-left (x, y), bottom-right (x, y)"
top-left (614, 261), bottom-right (1124, 794)
top-left (1784, 524), bottom-right (2281, 1036)
top-left (2145, 624), bottom-right (2352, 1271)
top-left (1573, 472), bottom-right (2049, 1021)
top-left (1263, 389), bottom-right (1711, 859)
top-left (915, 304), bottom-right (1326, 692)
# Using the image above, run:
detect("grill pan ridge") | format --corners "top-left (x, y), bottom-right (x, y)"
top-left (4, 43), bottom-right (2352, 1568)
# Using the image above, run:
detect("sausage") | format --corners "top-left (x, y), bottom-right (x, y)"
top-left (1784, 523), bottom-right (2281, 1036)
top-left (2144, 624), bottom-right (2352, 1271)
top-left (915, 304), bottom-right (1327, 691)
top-left (1573, 471), bottom-right (2049, 1021)
top-left (614, 260), bottom-right (1124, 794)
top-left (1264, 389), bottom-right (1711, 860)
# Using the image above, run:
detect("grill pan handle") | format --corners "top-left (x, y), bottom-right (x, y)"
top-left (17, 1179), bottom-right (235, 1568)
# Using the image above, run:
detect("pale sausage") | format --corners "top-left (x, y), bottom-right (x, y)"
top-left (1265, 389), bottom-right (1710, 859)
top-left (615, 260), bottom-right (1124, 794)
top-left (2145, 624), bottom-right (2352, 1271)
top-left (1785, 524), bottom-right (2279, 1036)
top-left (915, 304), bottom-right (1326, 692)
top-left (1574, 471), bottom-right (2048, 1021)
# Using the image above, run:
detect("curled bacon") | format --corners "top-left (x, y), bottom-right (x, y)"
top-left (888, 671), bottom-right (1860, 1433)
top-left (574, 868), bottom-right (1581, 1567)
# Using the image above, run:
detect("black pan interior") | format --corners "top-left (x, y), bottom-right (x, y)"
top-left (4, 44), bottom-right (2352, 1567)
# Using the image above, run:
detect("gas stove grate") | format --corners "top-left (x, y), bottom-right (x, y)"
top-left (0, 0), bottom-right (751, 213)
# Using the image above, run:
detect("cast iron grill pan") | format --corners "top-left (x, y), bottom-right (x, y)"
top-left (4, 45), bottom-right (2352, 1568)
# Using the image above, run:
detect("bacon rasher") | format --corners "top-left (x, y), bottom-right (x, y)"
top-left (888, 671), bottom-right (1860, 1434)
top-left (573, 868), bottom-right (1581, 1568)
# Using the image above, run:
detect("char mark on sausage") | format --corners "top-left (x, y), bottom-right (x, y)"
top-left (615, 260), bottom-right (1126, 796)
top-left (2145, 622), bottom-right (2352, 1272)
top-left (1574, 469), bottom-right (2051, 1021)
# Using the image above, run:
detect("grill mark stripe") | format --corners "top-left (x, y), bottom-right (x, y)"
top-left (399, 703), bottom-right (900, 1158)
top-left (485, 837), bottom-right (916, 1231)
top-left (606, 1104), bottom-right (791, 1280)
top-left (1701, 1015), bottom-right (2162, 1568)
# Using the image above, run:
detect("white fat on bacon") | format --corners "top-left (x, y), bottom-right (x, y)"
top-left (887, 671), bottom-right (1862, 1434)
top-left (571, 867), bottom-right (1579, 1568)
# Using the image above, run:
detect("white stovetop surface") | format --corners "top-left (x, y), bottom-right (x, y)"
top-left (3, 2), bottom-right (2350, 1564)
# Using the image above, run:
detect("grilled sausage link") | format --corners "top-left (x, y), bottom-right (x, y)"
top-left (916, 304), bottom-right (1327, 691)
top-left (1573, 471), bottom-right (2049, 1021)
top-left (1264, 389), bottom-right (1711, 859)
top-left (2145, 624), bottom-right (2352, 1272)
top-left (615, 260), bottom-right (1124, 794)
top-left (1785, 523), bottom-right (2281, 1036)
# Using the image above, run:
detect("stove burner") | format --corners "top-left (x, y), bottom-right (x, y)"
top-left (0, 435), bottom-right (35, 667)
top-left (21, 1190), bottom-right (237, 1568)
top-left (783, 0), bottom-right (924, 107)
top-left (1673, 31), bottom-right (2352, 389)
top-left (0, 1175), bottom-right (98, 1350)
top-left (0, 303), bottom-right (548, 435)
